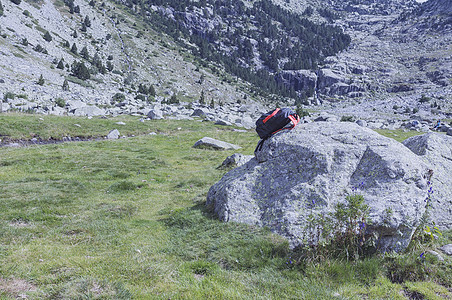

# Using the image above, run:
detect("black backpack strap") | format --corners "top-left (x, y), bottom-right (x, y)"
top-left (254, 138), bottom-right (267, 153)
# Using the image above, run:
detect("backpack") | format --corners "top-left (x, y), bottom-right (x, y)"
top-left (255, 107), bottom-right (300, 152)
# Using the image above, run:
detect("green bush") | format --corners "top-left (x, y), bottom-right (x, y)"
top-left (112, 93), bottom-right (125, 103)
top-left (340, 115), bottom-right (355, 122)
top-left (4, 92), bottom-right (15, 101)
top-left (55, 98), bottom-right (66, 108)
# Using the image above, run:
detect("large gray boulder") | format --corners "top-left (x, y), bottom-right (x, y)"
top-left (207, 122), bottom-right (431, 252)
top-left (403, 133), bottom-right (452, 230)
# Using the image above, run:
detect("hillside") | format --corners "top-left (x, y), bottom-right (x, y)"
top-left (0, 0), bottom-right (451, 121)
top-left (0, 0), bottom-right (256, 117)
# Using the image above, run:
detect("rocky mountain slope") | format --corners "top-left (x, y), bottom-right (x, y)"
top-left (0, 0), bottom-right (450, 122)
top-left (0, 0), bottom-right (257, 118)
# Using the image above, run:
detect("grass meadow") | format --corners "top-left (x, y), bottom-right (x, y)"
top-left (0, 113), bottom-right (450, 299)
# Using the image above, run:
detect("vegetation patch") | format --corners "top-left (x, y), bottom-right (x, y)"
top-left (0, 114), bottom-right (450, 298)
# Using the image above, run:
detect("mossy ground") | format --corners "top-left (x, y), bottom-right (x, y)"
top-left (0, 113), bottom-right (451, 299)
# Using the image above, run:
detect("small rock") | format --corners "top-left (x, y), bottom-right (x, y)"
top-left (427, 250), bottom-right (444, 261)
top-left (116, 122), bottom-right (126, 125)
top-left (193, 137), bottom-right (241, 150)
top-left (107, 129), bottom-right (120, 139)
top-left (74, 124), bottom-right (82, 128)
top-left (439, 244), bottom-right (452, 256)
top-left (447, 128), bottom-right (452, 136)
top-left (356, 120), bottom-right (367, 127)
top-left (218, 153), bottom-right (254, 169)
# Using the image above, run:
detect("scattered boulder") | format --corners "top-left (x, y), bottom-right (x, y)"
top-left (193, 137), bottom-right (241, 150)
top-left (403, 133), bottom-right (452, 230)
top-left (107, 129), bottom-right (120, 139)
top-left (356, 120), bottom-right (367, 127)
top-left (207, 122), bottom-right (431, 252)
top-left (73, 106), bottom-right (105, 117)
top-left (218, 153), bottom-right (254, 169)
top-left (147, 109), bottom-right (164, 120)
top-left (447, 128), bottom-right (452, 136)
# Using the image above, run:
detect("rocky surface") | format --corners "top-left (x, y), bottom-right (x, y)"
top-left (403, 133), bottom-right (452, 230)
top-left (193, 137), bottom-right (241, 150)
top-left (218, 153), bottom-right (254, 169)
top-left (207, 122), bottom-right (434, 252)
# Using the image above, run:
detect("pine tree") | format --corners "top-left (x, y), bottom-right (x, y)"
top-left (43, 31), bottom-right (52, 42)
top-left (148, 85), bottom-right (155, 97)
top-left (74, 5), bottom-right (80, 13)
top-left (37, 74), bottom-right (45, 85)
top-left (62, 79), bottom-right (69, 91)
top-left (209, 99), bottom-right (215, 108)
top-left (106, 61), bottom-right (114, 72)
top-left (71, 61), bottom-right (90, 80)
top-left (199, 90), bottom-right (205, 105)
top-left (0, 0), bottom-right (4, 16)
top-left (71, 43), bottom-right (78, 55)
top-left (72, 29), bottom-right (78, 38)
top-left (57, 58), bottom-right (64, 69)
top-left (84, 15), bottom-right (91, 27)
top-left (80, 46), bottom-right (90, 60)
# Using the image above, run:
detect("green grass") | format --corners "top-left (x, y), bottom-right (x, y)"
top-left (0, 114), bottom-right (451, 299)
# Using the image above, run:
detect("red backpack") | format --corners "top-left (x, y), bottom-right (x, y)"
top-left (255, 107), bottom-right (300, 152)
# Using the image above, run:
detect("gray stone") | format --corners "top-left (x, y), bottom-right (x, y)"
top-left (147, 109), bottom-right (164, 120)
top-left (427, 250), bottom-right (444, 261)
top-left (447, 128), bottom-right (452, 136)
top-left (218, 153), bottom-right (254, 169)
top-left (439, 244), bottom-right (452, 256)
top-left (356, 120), bottom-right (367, 127)
top-left (107, 129), bottom-right (120, 139)
top-left (215, 119), bottom-right (232, 126)
top-left (207, 122), bottom-right (431, 252)
top-left (73, 106), bottom-right (105, 117)
top-left (193, 137), bottom-right (241, 150)
top-left (191, 108), bottom-right (208, 117)
top-left (403, 133), bottom-right (452, 230)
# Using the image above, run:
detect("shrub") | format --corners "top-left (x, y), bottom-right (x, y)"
top-left (112, 93), bottom-right (125, 102)
top-left (296, 105), bottom-right (310, 118)
top-left (304, 193), bottom-right (373, 261)
top-left (4, 92), bottom-right (16, 101)
top-left (10, 0), bottom-right (21, 5)
top-left (419, 94), bottom-right (430, 103)
top-left (168, 94), bottom-right (179, 104)
top-left (340, 115), bottom-right (355, 122)
top-left (22, 9), bottom-right (30, 17)
top-left (55, 98), bottom-right (66, 107)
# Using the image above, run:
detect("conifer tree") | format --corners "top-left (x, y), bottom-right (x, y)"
top-left (148, 85), bottom-right (155, 97)
top-left (71, 61), bottom-right (90, 80)
top-left (84, 15), bottom-right (91, 27)
top-left (199, 90), bottom-right (205, 105)
top-left (57, 58), bottom-right (64, 69)
top-left (0, 0), bottom-right (4, 16)
top-left (71, 43), bottom-right (78, 55)
top-left (80, 46), bottom-right (90, 60)
top-left (43, 31), bottom-right (52, 42)
top-left (37, 74), bottom-right (45, 85)
top-left (62, 79), bottom-right (69, 91)
top-left (106, 61), bottom-right (113, 72)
